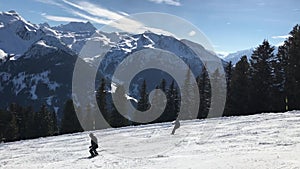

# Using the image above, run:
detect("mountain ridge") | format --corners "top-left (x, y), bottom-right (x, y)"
top-left (0, 10), bottom-right (220, 118)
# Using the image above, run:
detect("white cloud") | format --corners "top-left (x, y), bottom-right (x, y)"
top-left (71, 11), bottom-right (111, 24)
top-left (63, 0), bottom-right (124, 20)
top-left (149, 0), bottom-right (181, 6)
top-left (36, 0), bottom-right (175, 37)
top-left (272, 35), bottom-right (291, 39)
top-left (188, 30), bottom-right (196, 37)
top-left (43, 15), bottom-right (88, 22)
top-left (35, 0), bottom-right (64, 7)
top-left (62, 0), bottom-right (175, 36)
top-left (118, 11), bottom-right (129, 16)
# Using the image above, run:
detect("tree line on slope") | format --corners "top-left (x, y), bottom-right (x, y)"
top-left (224, 25), bottom-right (300, 116)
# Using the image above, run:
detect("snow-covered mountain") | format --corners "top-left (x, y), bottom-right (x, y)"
top-left (0, 11), bottom-right (124, 58)
top-left (1, 111), bottom-right (299, 168)
top-left (0, 10), bottom-right (44, 57)
top-left (98, 33), bottom-right (209, 92)
top-left (0, 11), bottom-right (121, 116)
top-left (223, 48), bottom-right (254, 65)
top-left (223, 47), bottom-right (279, 65)
top-left (0, 11), bottom-right (220, 117)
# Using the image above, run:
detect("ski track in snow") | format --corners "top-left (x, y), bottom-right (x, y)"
top-left (1, 111), bottom-right (300, 169)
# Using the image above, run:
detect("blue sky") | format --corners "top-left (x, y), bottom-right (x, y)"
top-left (1, 0), bottom-right (300, 54)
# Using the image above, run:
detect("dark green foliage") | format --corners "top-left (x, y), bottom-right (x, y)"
top-left (0, 109), bottom-right (19, 142)
top-left (248, 40), bottom-right (275, 113)
top-left (95, 78), bottom-right (110, 129)
top-left (164, 80), bottom-right (180, 121)
top-left (33, 105), bottom-right (57, 137)
top-left (181, 68), bottom-right (198, 120)
top-left (224, 25), bottom-right (300, 116)
top-left (278, 25), bottom-right (300, 110)
top-left (96, 78), bottom-right (107, 115)
top-left (269, 52), bottom-right (286, 112)
top-left (223, 62), bottom-right (233, 116)
top-left (137, 80), bottom-right (150, 112)
top-left (160, 78), bottom-right (167, 93)
top-left (20, 106), bottom-right (36, 139)
top-left (209, 68), bottom-right (226, 118)
top-left (226, 56), bottom-right (250, 116)
top-left (0, 103), bottom-right (58, 142)
top-left (110, 84), bottom-right (131, 127)
top-left (60, 99), bottom-right (83, 134)
top-left (197, 66), bottom-right (211, 118)
top-left (154, 80), bottom-right (180, 123)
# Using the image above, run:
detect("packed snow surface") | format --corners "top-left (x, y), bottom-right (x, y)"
top-left (1, 111), bottom-right (300, 169)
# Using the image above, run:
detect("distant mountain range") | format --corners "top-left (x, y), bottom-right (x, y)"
top-left (0, 10), bottom-right (220, 118)
top-left (219, 47), bottom-right (279, 65)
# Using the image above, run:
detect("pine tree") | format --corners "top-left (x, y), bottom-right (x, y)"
top-left (7, 103), bottom-right (20, 141)
top-left (150, 85), bottom-right (165, 123)
top-left (228, 56), bottom-right (250, 116)
top-left (60, 99), bottom-right (83, 134)
top-left (165, 80), bottom-right (179, 121)
top-left (249, 40), bottom-right (275, 114)
top-left (20, 106), bottom-right (39, 139)
top-left (134, 80), bottom-right (150, 124)
top-left (197, 66), bottom-right (211, 119)
top-left (49, 111), bottom-right (58, 136)
top-left (96, 78), bottom-right (109, 128)
top-left (137, 80), bottom-right (150, 112)
top-left (181, 68), bottom-right (198, 120)
top-left (145, 79), bottom-right (180, 124)
top-left (33, 105), bottom-right (53, 137)
top-left (269, 50), bottom-right (286, 112)
top-left (113, 84), bottom-right (130, 127)
top-left (0, 109), bottom-right (8, 141)
top-left (224, 61), bottom-right (233, 116)
top-left (160, 79), bottom-right (167, 93)
top-left (278, 25), bottom-right (300, 110)
top-left (209, 68), bottom-right (226, 118)
top-left (0, 109), bottom-right (19, 142)
top-left (6, 111), bottom-right (19, 141)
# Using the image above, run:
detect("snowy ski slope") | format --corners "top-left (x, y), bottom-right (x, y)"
top-left (1, 111), bottom-right (300, 169)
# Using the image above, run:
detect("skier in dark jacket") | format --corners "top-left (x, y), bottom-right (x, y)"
top-left (89, 133), bottom-right (98, 157)
top-left (171, 118), bottom-right (180, 135)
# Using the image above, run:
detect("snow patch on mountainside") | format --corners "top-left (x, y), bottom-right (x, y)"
top-left (29, 71), bottom-right (60, 100)
top-left (46, 96), bottom-right (54, 106)
top-left (0, 49), bottom-right (7, 59)
top-left (0, 22), bottom-right (4, 28)
top-left (35, 40), bottom-right (57, 49)
top-left (12, 72), bottom-right (27, 95)
top-left (0, 111), bottom-right (300, 168)
top-left (9, 70), bottom-right (60, 97)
